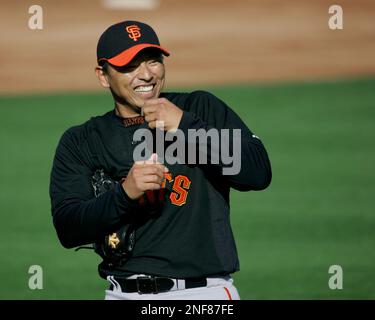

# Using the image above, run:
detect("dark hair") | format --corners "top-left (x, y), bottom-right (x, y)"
top-left (101, 61), bottom-right (110, 74)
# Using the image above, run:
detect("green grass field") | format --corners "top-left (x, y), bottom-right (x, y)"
top-left (0, 77), bottom-right (374, 299)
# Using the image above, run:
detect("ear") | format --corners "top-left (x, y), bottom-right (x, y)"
top-left (95, 66), bottom-right (110, 88)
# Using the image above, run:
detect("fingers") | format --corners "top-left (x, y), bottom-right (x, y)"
top-left (148, 175), bottom-right (164, 185)
top-left (135, 153), bottom-right (158, 165)
top-left (142, 99), bottom-right (166, 128)
top-left (142, 98), bottom-right (182, 132)
top-left (147, 120), bottom-right (157, 129)
top-left (142, 102), bottom-right (158, 117)
top-left (131, 160), bottom-right (168, 189)
top-left (142, 183), bottom-right (162, 190)
top-left (142, 98), bottom-right (169, 115)
top-left (135, 154), bottom-right (168, 172)
top-left (139, 166), bottom-right (164, 182)
top-left (143, 98), bottom-right (164, 107)
top-left (145, 153), bottom-right (158, 164)
top-left (144, 113), bottom-right (158, 123)
top-left (142, 105), bottom-right (160, 130)
top-left (134, 162), bottom-right (168, 173)
top-left (126, 152), bottom-right (169, 200)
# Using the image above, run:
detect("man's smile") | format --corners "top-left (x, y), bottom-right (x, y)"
top-left (134, 83), bottom-right (157, 99)
top-left (134, 84), bottom-right (155, 93)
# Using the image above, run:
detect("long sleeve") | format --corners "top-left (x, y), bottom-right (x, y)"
top-left (177, 91), bottom-right (272, 191)
top-left (49, 129), bottom-right (138, 248)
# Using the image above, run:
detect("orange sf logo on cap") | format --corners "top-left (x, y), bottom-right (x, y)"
top-left (126, 25), bottom-right (141, 41)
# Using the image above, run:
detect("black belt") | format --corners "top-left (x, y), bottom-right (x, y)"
top-left (110, 276), bottom-right (207, 294)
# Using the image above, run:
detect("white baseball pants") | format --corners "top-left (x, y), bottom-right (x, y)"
top-left (104, 275), bottom-right (240, 300)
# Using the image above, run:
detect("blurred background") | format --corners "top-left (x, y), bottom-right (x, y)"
top-left (0, 0), bottom-right (374, 299)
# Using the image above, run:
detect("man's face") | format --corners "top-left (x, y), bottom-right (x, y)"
top-left (103, 49), bottom-right (165, 112)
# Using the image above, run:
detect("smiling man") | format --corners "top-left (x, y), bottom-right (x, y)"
top-left (49, 20), bottom-right (272, 300)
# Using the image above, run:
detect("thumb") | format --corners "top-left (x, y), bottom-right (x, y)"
top-left (144, 153), bottom-right (158, 164)
top-left (150, 153), bottom-right (158, 163)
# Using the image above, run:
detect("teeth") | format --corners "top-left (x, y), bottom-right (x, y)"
top-left (134, 85), bottom-right (153, 92)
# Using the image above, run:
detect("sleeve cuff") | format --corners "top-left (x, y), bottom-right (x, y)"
top-left (114, 183), bottom-right (139, 216)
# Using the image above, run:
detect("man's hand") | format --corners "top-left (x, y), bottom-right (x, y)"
top-left (142, 98), bottom-right (183, 131)
top-left (122, 154), bottom-right (168, 200)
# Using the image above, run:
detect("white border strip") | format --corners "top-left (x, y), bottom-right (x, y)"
top-left (102, 0), bottom-right (159, 10)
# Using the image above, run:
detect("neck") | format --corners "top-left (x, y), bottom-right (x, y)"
top-left (114, 101), bottom-right (141, 118)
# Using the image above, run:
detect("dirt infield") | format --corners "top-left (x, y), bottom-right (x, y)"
top-left (0, 0), bottom-right (374, 94)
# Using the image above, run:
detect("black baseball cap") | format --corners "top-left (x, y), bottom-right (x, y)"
top-left (97, 20), bottom-right (170, 67)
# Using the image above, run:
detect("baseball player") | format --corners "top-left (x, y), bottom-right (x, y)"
top-left (49, 20), bottom-right (272, 300)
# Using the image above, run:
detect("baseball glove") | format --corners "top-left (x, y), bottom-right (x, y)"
top-left (75, 169), bottom-right (166, 277)
top-left (91, 169), bottom-right (136, 268)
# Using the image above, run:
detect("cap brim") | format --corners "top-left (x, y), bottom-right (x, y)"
top-left (98, 44), bottom-right (170, 67)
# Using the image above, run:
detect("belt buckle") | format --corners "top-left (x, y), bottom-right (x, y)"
top-left (136, 276), bottom-right (158, 294)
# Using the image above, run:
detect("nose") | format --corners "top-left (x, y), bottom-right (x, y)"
top-left (136, 62), bottom-right (153, 82)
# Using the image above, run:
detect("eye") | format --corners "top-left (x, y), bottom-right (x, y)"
top-left (115, 64), bottom-right (138, 73)
top-left (148, 60), bottom-right (160, 66)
